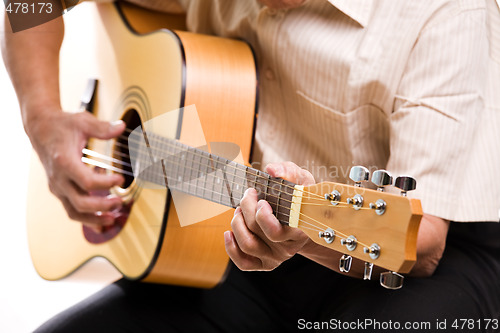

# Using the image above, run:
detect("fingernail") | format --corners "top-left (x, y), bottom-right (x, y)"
top-left (234, 207), bottom-right (241, 216)
top-left (110, 120), bottom-right (124, 128)
top-left (245, 188), bottom-right (257, 196)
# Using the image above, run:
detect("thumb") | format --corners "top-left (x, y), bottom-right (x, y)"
top-left (83, 114), bottom-right (125, 140)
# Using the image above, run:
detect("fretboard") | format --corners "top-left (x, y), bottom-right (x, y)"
top-left (127, 129), bottom-right (296, 225)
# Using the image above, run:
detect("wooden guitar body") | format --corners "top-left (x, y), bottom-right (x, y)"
top-left (26, 2), bottom-right (257, 288)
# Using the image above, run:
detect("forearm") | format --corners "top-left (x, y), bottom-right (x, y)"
top-left (1, 12), bottom-right (64, 132)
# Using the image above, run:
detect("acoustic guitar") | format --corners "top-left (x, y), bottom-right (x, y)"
top-left (26, 2), bottom-right (422, 289)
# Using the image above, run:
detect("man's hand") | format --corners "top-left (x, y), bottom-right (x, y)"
top-left (27, 109), bottom-right (125, 228)
top-left (224, 162), bottom-right (315, 271)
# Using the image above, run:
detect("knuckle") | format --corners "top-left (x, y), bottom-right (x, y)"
top-left (71, 199), bottom-right (87, 213)
top-left (52, 152), bottom-right (69, 169)
top-left (79, 178), bottom-right (91, 191)
top-left (66, 208), bottom-right (78, 220)
top-left (239, 235), bottom-right (258, 254)
top-left (284, 246), bottom-right (298, 257)
top-left (80, 177), bottom-right (96, 191)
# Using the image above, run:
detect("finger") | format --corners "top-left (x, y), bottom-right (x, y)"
top-left (70, 161), bottom-right (124, 192)
top-left (239, 188), bottom-right (262, 236)
top-left (265, 162), bottom-right (315, 186)
top-left (60, 197), bottom-right (116, 226)
top-left (78, 112), bottom-right (126, 140)
top-left (224, 231), bottom-right (263, 271)
top-left (231, 207), bottom-right (273, 258)
top-left (255, 199), bottom-right (301, 242)
top-left (65, 183), bottom-right (123, 214)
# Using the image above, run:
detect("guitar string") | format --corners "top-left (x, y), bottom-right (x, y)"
top-left (79, 157), bottom-right (329, 234)
top-left (79, 159), bottom-right (367, 247)
top-left (83, 147), bottom-right (370, 211)
top-left (118, 128), bottom-right (327, 200)
top-left (86, 142), bottom-right (336, 206)
top-left (107, 135), bottom-right (350, 206)
top-left (81, 156), bottom-right (375, 249)
top-left (81, 152), bottom-right (377, 240)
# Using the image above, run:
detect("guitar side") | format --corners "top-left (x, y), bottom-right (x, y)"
top-left (26, 2), bottom-right (257, 288)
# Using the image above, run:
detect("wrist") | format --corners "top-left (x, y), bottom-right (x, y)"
top-left (22, 102), bottom-right (62, 137)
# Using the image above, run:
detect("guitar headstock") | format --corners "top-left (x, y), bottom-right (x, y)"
top-left (290, 167), bottom-right (422, 284)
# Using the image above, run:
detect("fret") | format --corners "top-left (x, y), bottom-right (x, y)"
top-left (180, 147), bottom-right (190, 193)
top-left (129, 131), bottom-right (298, 220)
top-left (195, 149), bottom-right (204, 199)
top-left (211, 155), bottom-right (223, 205)
top-left (217, 158), bottom-right (230, 207)
top-left (276, 178), bottom-right (284, 224)
top-left (254, 170), bottom-right (269, 203)
top-left (278, 179), bottom-right (295, 224)
top-left (230, 162), bottom-right (246, 207)
top-left (173, 142), bottom-right (181, 191)
top-left (187, 146), bottom-right (196, 196)
top-left (220, 158), bottom-right (234, 207)
top-left (245, 166), bottom-right (258, 196)
top-left (202, 150), bottom-right (209, 202)
top-left (228, 162), bottom-right (238, 208)
top-left (228, 161), bottom-right (238, 207)
top-left (265, 176), bottom-right (279, 216)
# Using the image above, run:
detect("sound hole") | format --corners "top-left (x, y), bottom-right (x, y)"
top-left (83, 109), bottom-right (141, 244)
top-left (115, 109), bottom-right (142, 188)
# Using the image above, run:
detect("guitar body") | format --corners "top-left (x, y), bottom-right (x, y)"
top-left (26, 2), bottom-right (257, 288)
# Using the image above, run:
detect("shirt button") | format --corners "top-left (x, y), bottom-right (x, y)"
top-left (265, 69), bottom-right (275, 80)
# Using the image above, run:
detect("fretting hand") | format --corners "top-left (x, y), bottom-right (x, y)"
top-left (224, 162), bottom-right (315, 271)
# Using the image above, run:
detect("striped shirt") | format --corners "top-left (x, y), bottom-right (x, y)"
top-left (100, 0), bottom-right (500, 222)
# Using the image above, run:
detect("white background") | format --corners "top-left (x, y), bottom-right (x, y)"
top-left (0, 3), bottom-right (120, 332)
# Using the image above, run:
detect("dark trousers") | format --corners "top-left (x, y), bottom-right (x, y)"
top-left (35, 222), bottom-right (500, 333)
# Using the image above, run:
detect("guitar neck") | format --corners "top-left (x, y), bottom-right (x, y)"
top-left (129, 129), bottom-right (295, 225)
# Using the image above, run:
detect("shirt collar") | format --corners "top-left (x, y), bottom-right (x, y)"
top-left (327, 0), bottom-right (372, 27)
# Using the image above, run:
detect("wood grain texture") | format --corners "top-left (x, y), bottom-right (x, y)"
top-left (26, 2), bottom-right (257, 288)
top-left (142, 26), bottom-right (257, 289)
top-left (298, 182), bottom-right (422, 273)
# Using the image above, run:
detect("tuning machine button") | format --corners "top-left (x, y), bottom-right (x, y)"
top-left (363, 243), bottom-right (380, 260)
top-left (371, 170), bottom-right (393, 191)
top-left (369, 199), bottom-right (387, 215)
top-left (318, 228), bottom-right (335, 244)
top-left (394, 176), bottom-right (417, 197)
top-left (339, 254), bottom-right (352, 273)
top-left (324, 190), bottom-right (341, 206)
top-left (340, 235), bottom-right (357, 251)
top-left (349, 166), bottom-right (369, 187)
top-left (347, 194), bottom-right (364, 210)
top-left (380, 271), bottom-right (404, 289)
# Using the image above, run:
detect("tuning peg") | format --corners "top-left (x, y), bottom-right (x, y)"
top-left (318, 228), bottom-right (335, 244)
top-left (339, 254), bottom-right (352, 273)
top-left (349, 166), bottom-right (369, 187)
top-left (380, 271), bottom-right (404, 289)
top-left (364, 262), bottom-right (374, 280)
top-left (394, 176), bottom-right (417, 197)
top-left (371, 170), bottom-right (393, 192)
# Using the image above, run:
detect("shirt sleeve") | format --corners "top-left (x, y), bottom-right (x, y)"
top-left (386, 5), bottom-right (500, 222)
